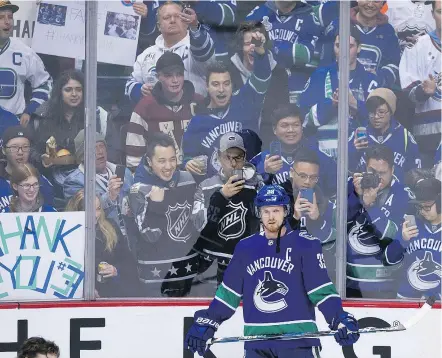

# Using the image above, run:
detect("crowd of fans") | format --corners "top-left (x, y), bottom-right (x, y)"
top-left (0, 0), bottom-right (440, 300)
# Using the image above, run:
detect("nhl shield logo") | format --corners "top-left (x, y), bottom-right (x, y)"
top-left (166, 201), bottom-right (192, 242)
top-left (218, 202), bottom-right (247, 241)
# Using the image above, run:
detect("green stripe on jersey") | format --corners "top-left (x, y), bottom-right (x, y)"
top-left (244, 321), bottom-right (318, 336)
top-left (293, 44), bottom-right (310, 67)
top-left (215, 283), bottom-right (241, 310)
top-left (308, 282), bottom-right (339, 306)
top-left (249, 73), bottom-right (270, 94)
top-left (347, 263), bottom-right (397, 281)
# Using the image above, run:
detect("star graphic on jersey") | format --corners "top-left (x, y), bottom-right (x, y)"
top-left (168, 265), bottom-right (178, 276)
top-left (185, 263), bottom-right (192, 272)
top-left (151, 267), bottom-right (161, 277)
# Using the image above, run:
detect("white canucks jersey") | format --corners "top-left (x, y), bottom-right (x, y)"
top-left (387, 1), bottom-right (434, 52)
top-left (0, 38), bottom-right (51, 114)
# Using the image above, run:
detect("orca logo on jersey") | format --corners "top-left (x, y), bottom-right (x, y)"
top-left (253, 271), bottom-right (289, 313)
top-left (218, 201), bottom-right (247, 241)
top-left (348, 219), bottom-right (381, 255)
top-left (166, 201), bottom-right (192, 242)
top-left (407, 251), bottom-right (442, 291)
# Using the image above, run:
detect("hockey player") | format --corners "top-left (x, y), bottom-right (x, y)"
top-left (321, 0), bottom-right (401, 89)
top-left (0, 1), bottom-right (52, 126)
top-left (384, 178), bottom-right (441, 299)
top-left (191, 132), bottom-right (263, 284)
top-left (399, 0), bottom-right (442, 168)
top-left (183, 33), bottom-right (271, 179)
top-left (251, 104), bottom-right (337, 198)
top-left (347, 144), bottom-right (411, 299)
top-left (125, 2), bottom-right (215, 100)
top-left (126, 133), bottom-right (199, 297)
top-left (185, 184), bottom-right (360, 357)
top-left (300, 27), bottom-right (379, 160)
top-left (349, 88), bottom-right (421, 183)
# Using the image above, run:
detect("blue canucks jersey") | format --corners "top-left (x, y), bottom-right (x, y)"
top-left (346, 177), bottom-right (410, 295)
top-left (183, 51), bottom-right (271, 178)
top-left (206, 229), bottom-right (343, 350)
top-left (384, 219), bottom-right (441, 299)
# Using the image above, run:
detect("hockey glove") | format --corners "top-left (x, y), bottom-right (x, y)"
top-left (185, 310), bottom-right (220, 356)
top-left (330, 312), bottom-right (360, 346)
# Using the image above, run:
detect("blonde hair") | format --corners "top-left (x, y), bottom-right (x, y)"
top-left (9, 164), bottom-right (42, 212)
top-left (65, 189), bottom-right (117, 252)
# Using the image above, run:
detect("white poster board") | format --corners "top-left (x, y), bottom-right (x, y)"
top-left (11, 1), bottom-right (37, 46)
top-left (0, 212), bottom-right (85, 300)
top-left (32, 1), bottom-right (141, 66)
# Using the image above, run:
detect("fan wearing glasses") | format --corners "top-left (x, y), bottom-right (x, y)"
top-left (0, 125), bottom-right (54, 212)
top-left (349, 88), bottom-right (421, 183)
top-left (5, 163), bottom-right (56, 213)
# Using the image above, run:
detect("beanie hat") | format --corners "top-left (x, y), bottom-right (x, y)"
top-left (367, 88), bottom-right (397, 115)
top-left (74, 130), bottom-right (106, 163)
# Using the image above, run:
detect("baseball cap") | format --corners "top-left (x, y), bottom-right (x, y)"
top-left (0, 1), bottom-right (19, 13)
top-left (219, 132), bottom-right (246, 153)
top-left (1, 125), bottom-right (32, 147)
top-left (410, 178), bottom-right (441, 203)
top-left (156, 52), bottom-right (184, 74)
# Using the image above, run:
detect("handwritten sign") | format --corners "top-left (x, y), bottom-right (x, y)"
top-left (11, 1), bottom-right (37, 46)
top-left (31, 1), bottom-right (141, 66)
top-left (0, 212), bottom-right (85, 300)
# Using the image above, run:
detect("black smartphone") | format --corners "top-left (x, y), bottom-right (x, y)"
top-left (232, 169), bottom-right (244, 183)
top-left (251, 37), bottom-right (262, 47)
top-left (270, 141), bottom-right (282, 157)
top-left (115, 165), bottom-right (125, 182)
top-left (300, 188), bottom-right (314, 203)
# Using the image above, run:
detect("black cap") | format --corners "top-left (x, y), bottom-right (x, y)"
top-left (156, 52), bottom-right (184, 74)
top-left (1, 125), bottom-right (32, 147)
top-left (0, 1), bottom-right (19, 13)
top-left (410, 178), bottom-right (441, 203)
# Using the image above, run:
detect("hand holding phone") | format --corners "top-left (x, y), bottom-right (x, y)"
top-left (300, 188), bottom-right (314, 203)
top-left (232, 169), bottom-right (244, 183)
top-left (402, 214), bottom-right (419, 241)
top-left (404, 215), bottom-right (416, 228)
top-left (115, 165), bottom-right (126, 182)
top-left (270, 141), bottom-right (282, 157)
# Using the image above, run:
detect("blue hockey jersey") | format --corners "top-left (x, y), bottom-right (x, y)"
top-left (250, 138), bottom-right (337, 198)
top-left (348, 119), bottom-right (422, 183)
top-left (206, 229), bottom-right (343, 350)
top-left (321, 7), bottom-right (401, 88)
top-left (384, 219), bottom-right (441, 299)
top-left (300, 62), bottom-right (378, 159)
top-left (246, 1), bottom-right (325, 104)
top-left (346, 177), bottom-right (410, 295)
top-left (182, 50), bottom-right (271, 178)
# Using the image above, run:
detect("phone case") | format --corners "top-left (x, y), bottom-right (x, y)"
top-left (300, 189), bottom-right (314, 203)
top-left (270, 141), bottom-right (282, 156)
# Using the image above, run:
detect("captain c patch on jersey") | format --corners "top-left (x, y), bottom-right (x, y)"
top-left (253, 271), bottom-right (289, 313)
top-left (218, 201), bottom-right (247, 241)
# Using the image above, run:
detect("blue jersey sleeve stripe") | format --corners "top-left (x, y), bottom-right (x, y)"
top-left (307, 281), bottom-right (334, 295)
top-left (221, 282), bottom-right (241, 297)
top-left (315, 293), bottom-right (341, 307)
top-left (214, 296), bottom-right (237, 311)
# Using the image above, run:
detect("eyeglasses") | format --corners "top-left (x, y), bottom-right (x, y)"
top-left (293, 169), bottom-right (319, 183)
top-left (368, 109), bottom-right (389, 119)
top-left (18, 183), bottom-right (40, 190)
top-left (415, 202), bottom-right (435, 212)
top-left (6, 145), bottom-right (31, 153)
top-left (221, 153), bottom-right (245, 163)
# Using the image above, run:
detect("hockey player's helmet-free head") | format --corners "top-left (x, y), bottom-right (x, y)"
top-left (254, 184), bottom-right (290, 217)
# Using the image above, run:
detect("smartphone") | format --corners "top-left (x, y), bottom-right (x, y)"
top-left (404, 214), bottom-right (416, 228)
top-left (300, 188), bottom-right (314, 203)
top-left (115, 165), bottom-right (126, 182)
top-left (270, 141), bottom-right (282, 157)
top-left (356, 127), bottom-right (367, 140)
top-left (232, 169), bottom-right (244, 183)
top-left (251, 37), bottom-right (262, 47)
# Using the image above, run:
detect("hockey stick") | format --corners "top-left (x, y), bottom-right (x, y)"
top-left (207, 296), bottom-right (436, 346)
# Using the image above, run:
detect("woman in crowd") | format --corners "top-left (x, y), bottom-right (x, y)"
top-left (6, 164), bottom-right (56, 213)
top-left (32, 70), bottom-right (107, 197)
top-left (65, 189), bottom-right (140, 298)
